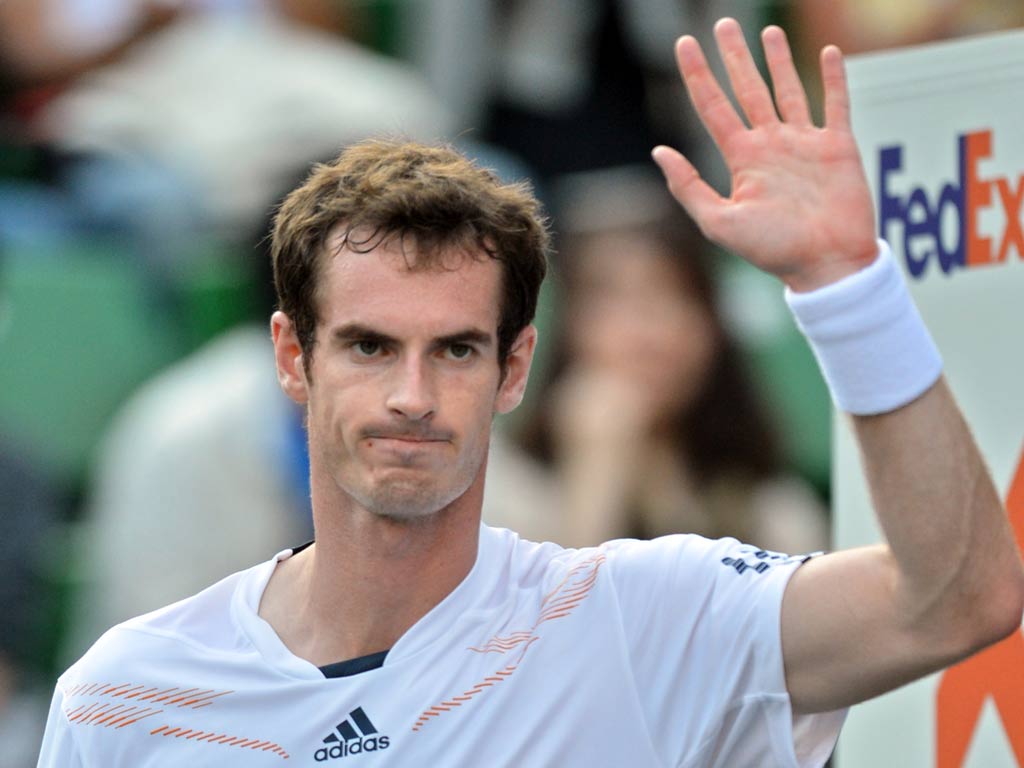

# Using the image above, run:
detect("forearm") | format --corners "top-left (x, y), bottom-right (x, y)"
top-left (853, 378), bottom-right (1022, 643)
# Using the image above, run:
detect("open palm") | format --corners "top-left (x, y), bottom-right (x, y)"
top-left (654, 19), bottom-right (878, 292)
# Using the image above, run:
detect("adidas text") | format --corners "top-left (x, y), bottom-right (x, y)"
top-left (315, 736), bottom-right (390, 761)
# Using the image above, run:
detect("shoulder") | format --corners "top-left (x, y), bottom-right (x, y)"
top-left (602, 533), bottom-right (810, 576)
top-left (474, 527), bottom-right (814, 654)
top-left (487, 525), bottom-right (806, 603)
top-left (59, 562), bottom-right (262, 688)
top-left (482, 524), bottom-right (600, 588)
top-left (578, 534), bottom-right (812, 637)
top-left (607, 534), bottom-right (812, 611)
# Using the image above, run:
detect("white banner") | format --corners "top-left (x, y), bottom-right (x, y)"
top-left (837, 29), bottom-right (1024, 767)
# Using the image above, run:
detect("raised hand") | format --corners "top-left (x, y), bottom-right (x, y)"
top-left (653, 19), bottom-right (878, 292)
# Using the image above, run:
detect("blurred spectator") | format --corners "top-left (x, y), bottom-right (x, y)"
top-left (1, 0), bottom-right (451, 294)
top-left (60, 170), bottom-right (319, 659)
top-left (64, 322), bottom-right (314, 661)
top-left (792, 0), bottom-right (1024, 57)
top-left (0, 0), bottom-right (355, 97)
top-left (0, 0), bottom-right (201, 280)
top-left (514, 167), bottom-right (828, 552)
top-left (0, 0), bottom-right (181, 96)
top-left (34, 4), bottom-right (452, 238)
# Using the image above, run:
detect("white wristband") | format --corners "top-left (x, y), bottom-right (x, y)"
top-left (785, 240), bottom-right (943, 415)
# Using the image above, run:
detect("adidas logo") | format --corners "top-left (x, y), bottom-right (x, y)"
top-left (314, 707), bottom-right (390, 761)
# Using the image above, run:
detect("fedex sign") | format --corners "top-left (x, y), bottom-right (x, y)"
top-left (878, 130), bottom-right (1024, 278)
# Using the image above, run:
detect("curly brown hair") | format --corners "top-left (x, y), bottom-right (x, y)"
top-left (271, 139), bottom-right (549, 378)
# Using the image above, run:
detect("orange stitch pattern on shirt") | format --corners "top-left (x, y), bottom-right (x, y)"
top-left (64, 683), bottom-right (233, 710)
top-left (411, 637), bottom-right (539, 731)
top-left (62, 681), bottom-right (290, 759)
top-left (412, 553), bottom-right (606, 732)
top-left (465, 554), bottom-right (604, 657)
top-left (149, 725), bottom-right (290, 758)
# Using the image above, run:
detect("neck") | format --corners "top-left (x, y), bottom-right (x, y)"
top-left (259, 469), bottom-right (483, 667)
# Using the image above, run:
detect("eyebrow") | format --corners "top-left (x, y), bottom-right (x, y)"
top-left (434, 329), bottom-right (494, 349)
top-left (329, 324), bottom-right (494, 349)
top-left (331, 324), bottom-right (396, 345)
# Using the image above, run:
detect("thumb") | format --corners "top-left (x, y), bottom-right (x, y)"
top-left (651, 146), bottom-right (722, 234)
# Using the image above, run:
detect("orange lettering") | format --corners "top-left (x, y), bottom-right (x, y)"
top-left (936, 445), bottom-right (1024, 767)
top-left (996, 176), bottom-right (1024, 262)
top-left (965, 131), bottom-right (994, 267)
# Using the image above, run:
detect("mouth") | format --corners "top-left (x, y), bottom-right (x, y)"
top-left (365, 435), bottom-right (450, 448)
top-left (364, 435), bottom-right (450, 468)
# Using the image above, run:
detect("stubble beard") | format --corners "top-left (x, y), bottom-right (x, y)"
top-left (346, 446), bottom-right (486, 524)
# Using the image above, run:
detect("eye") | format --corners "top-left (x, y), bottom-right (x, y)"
top-left (354, 340), bottom-right (383, 357)
top-left (446, 343), bottom-right (473, 360)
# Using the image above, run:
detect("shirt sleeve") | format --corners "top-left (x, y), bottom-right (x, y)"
top-left (37, 685), bottom-right (85, 768)
top-left (603, 534), bottom-right (846, 768)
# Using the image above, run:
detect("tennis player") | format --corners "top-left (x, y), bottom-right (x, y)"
top-left (38, 18), bottom-right (1023, 767)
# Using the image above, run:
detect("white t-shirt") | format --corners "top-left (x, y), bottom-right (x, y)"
top-left (38, 526), bottom-right (845, 766)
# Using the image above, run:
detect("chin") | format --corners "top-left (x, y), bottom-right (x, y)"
top-left (359, 479), bottom-right (467, 523)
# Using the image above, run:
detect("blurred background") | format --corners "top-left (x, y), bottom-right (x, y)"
top-left (2, 1), bottom-right (1021, 763)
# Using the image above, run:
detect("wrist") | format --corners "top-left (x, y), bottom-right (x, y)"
top-left (785, 240), bottom-right (943, 415)
top-left (783, 241), bottom-right (880, 293)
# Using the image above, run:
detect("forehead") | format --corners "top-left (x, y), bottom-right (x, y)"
top-left (316, 233), bottom-right (503, 336)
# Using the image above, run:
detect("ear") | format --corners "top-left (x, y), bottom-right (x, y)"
top-left (271, 310), bottom-right (310, 404)
top-left (495, 325), bottom-right (538, 415)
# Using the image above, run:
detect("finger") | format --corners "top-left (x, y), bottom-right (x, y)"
top-left (761, 26), bottom-right (812, 126)
top-left (713, 17), bottom-right (778, 127)
top-left (674, 35), bottom-right (746, 152)
top-left (651, 146), bottom-right (724, 233)
top-left (821, 44), bottom-right (851, 130)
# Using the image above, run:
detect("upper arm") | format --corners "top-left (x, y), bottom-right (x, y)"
top-left (782, 382), bottom-right (1024, 715)
top-left (781, 544), bottom-right (981, 714)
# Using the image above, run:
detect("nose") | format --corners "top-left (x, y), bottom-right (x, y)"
top-left (385, 355), bottom-right (437, 421)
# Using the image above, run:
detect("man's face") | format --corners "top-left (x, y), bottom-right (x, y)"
top-left (272, 235), bottom-right (535, 522)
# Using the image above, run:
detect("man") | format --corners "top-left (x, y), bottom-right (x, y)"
top-left (38, 18), bottom-right (1023, 766)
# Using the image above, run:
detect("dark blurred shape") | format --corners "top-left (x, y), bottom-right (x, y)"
top-left (0, 264), bottom-right (67, 762)
top-left (0, 445), bottom-right (61, 689)
top-left (474, 0), bottom-right (763, 190)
